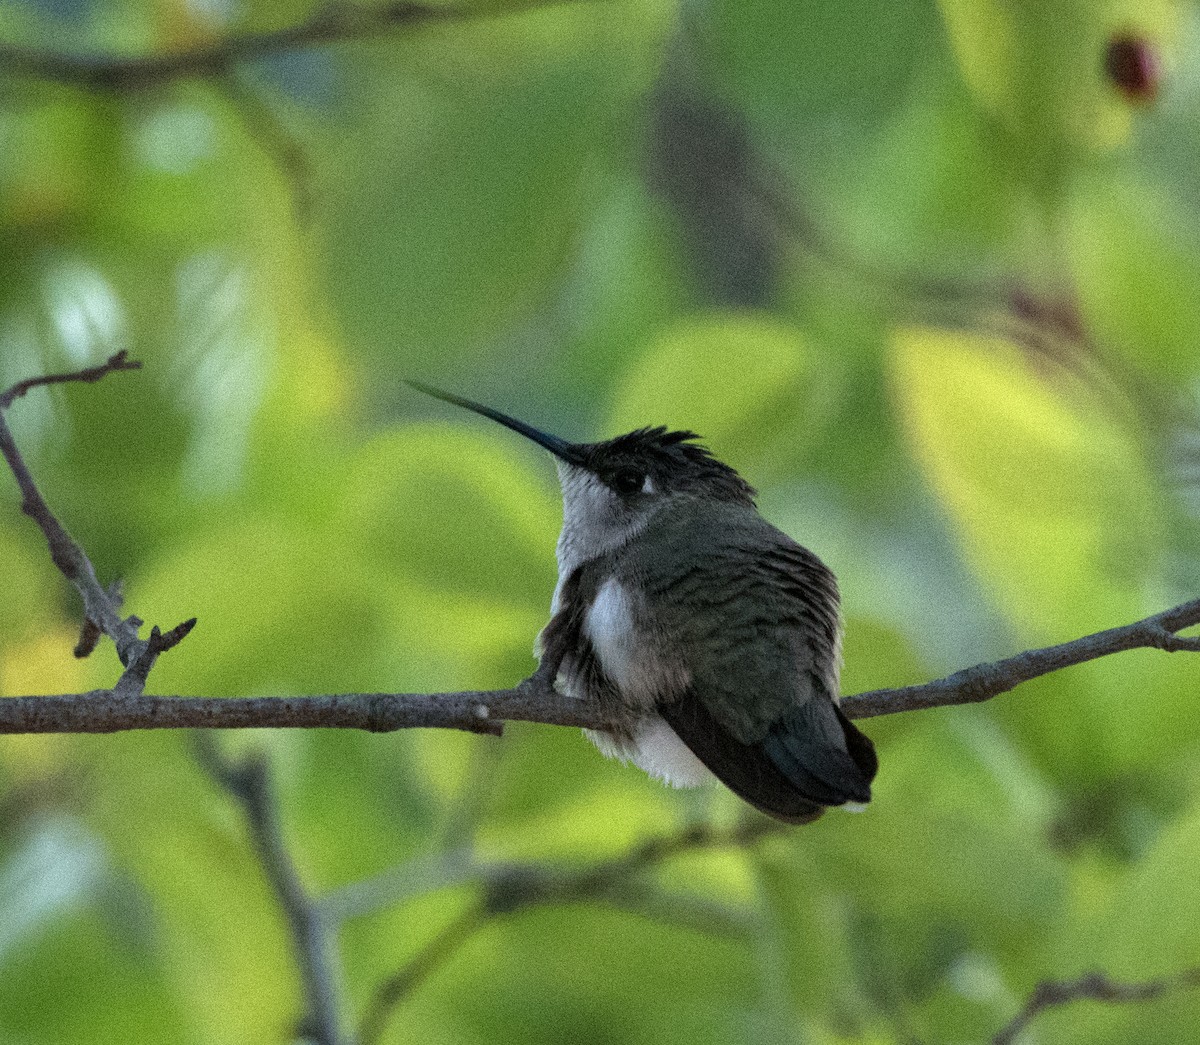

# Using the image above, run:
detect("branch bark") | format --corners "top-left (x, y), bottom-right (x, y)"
top-left (0, 351), bottom-right (196, 684)
top-left (193, 735), bottom-right (348, 1045)
top-left (1, 597), bottom-right (1198, 734)
top-left (0, 0), bottom-right (583, 92)
top-left (1, 353), bottom-right (1198, 736)
top-left (357, 817), bottom-right (786, 1045)
top-left (992, 968), bottom-right (1200, 1045)
top-left (838, 597), bottom-right (1200, 719)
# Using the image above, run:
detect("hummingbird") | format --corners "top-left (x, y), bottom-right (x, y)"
top-left (408, 382), bottom-right (878, 824)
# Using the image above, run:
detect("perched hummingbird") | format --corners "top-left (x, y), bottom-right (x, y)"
top-left (408, 382), bottom-right (878, 824)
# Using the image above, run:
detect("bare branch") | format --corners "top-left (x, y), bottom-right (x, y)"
top-left (193, 735), bottom-right (348, 1045)
top-left (3, 356), bottom-right (1199, 741)
top-left (0, 351), bottom-right (195, 673)
top-left (358, 817), bottom-right (786, 1044)
top-left (73, 579), bottom-right (124, 659)
top-left (0, 349), bottom-right (142, 409)
top-left (993, 968), bottom-right (1200, 1045)
top-left (0, 0), bottom-right (587, 92)
top-left (475, 817), bottom-right (786, 920)
top-left (593, 881), bottom-right (757, 937)
top-left (110, 619), bottom-right (199, 698)
top-left (2, 599), bottom-right (1199, 732)
top-left (0, 684), bottom-right (543, 734)
top-left (358, 903), bottom-right (488, 1045)
top-left (328, 820), bottom-right (787, 927)
top-left (1, 352), bottom-right (150, 664)
top-left (322, 847), bottom-right (480, 923)
top-left (839, 597), bottom-right (1200, 719)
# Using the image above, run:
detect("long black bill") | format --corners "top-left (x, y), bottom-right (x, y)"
top-left (406, 380), bottom-right (587, 466)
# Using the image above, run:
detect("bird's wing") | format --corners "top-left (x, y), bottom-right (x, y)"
top-left (626, 501), bottom-right (877, 821)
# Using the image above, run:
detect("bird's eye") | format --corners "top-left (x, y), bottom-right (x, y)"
top-left (611, 469), bottom-right (645, 496)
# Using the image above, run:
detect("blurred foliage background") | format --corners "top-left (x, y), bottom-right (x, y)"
top-left (2, 0), bottom-right (1200, 1041)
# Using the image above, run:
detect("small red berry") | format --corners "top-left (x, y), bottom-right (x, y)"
top-left (1104, 35), bottom-right (1161, 102)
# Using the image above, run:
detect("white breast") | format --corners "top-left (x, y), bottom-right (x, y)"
top-left (584, 577), bottom-right (691, 707)
top-left (581, 577), bottom-right (711, 787)
top-left (583, 577), bottom-right (639, 695)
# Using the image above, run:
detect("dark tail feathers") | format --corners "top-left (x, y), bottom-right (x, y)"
top-left (658, 695), bottom-right (878, 825)
top-left (761, 700), bottom-right (878, 807)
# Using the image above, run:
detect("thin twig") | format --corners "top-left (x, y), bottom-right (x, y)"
top-left (192, 734), bottom-right (348, 1045)
top-left (0, 349), bottom-right (142, 409)
top-left (321, 847), bottom-right (479, 923)
top-left (111, 619), bottom-right (199, 698)
top-left (0, 0), bottom-right (586, 92)
top-left (358, 817), bottom-right (785, 1043)
top-left (553, 816), bottom-right (788, 901)
top-left (475, 819), bottom-right (786, 920)
top-left (594, 881), bottom-right (757, 937)
top-left (0, 351), bottom-right (191, 670)
top-left (319, 769), bottom-right (777, 927)
top-left (358, 903), bottom-right (489, 1045)
top-left (992, 968), bottom-right (1200, 1045)
top-left (218, 74), bottom-right (316, 221)
top-left (73, 579), bottom-right (124, 658)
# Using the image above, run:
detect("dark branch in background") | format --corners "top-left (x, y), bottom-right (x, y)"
top-left (0, 0), bottom-right (582, 92)
top-left (992, 969), bottom-right (1200, 1045)
top-left (219, 74), bottom-right (316, 221)
top-left (358, 905), bottom-right (487, 1045)
top-left (192, 734), bottom-right (348, 1045)
top-left (357, 818), bottom-right (787, 1045)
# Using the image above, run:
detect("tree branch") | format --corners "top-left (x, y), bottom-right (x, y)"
top-left (357, 817), bottom-right (786, 1044)
top-left (192, 735), bottom-right (349, 1045)
top-left (0, 350), bottom-right (196, 676)
top-left (2, 353), bottom-right (1199, 737)
top-left (0, 684), bottom-right (545, 734)
top-left (838, 598), bottom-right (1200, 719)
top-left (358, 903), bottom-right (488, 1045)
top-left (992, 968), bottom-right (1200, 1045)
top-left (0, 0), bottom-right (585, 92)
top-left (2, 596), bottom-right (1199, 732)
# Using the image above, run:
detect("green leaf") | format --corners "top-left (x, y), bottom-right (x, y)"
top-left (838, 65), bottom-right (1031, 270)
top-left (1066, 169), bottom-right (1200, 381)
top-left (77, 733), bottom-right (297, 1045)
top-left (423, 903), bottom-right (761, 1045)
top-left (937, 0), bottom-right (1181, 153)
top-left (713, 0), bottom-right (938, 137)
top-left (748, 718), bottom-right (1067, 1039)
top-left (0, 526), bottom-right (59, 643)
top-left (609, 313), bottom-right (827, 482)
top-left (129, 519), bottom-right (392, 695)
top-left (319, 2), bottom-right (675, 361)
top-left (339, 424), bottom-right (559, 612)
top-left (891, 326), bottom-right (1162, 640)
top-left (0, 901), bottom-right (192, 1045)
top-left (816, 719), bottom-right (1067, 965)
